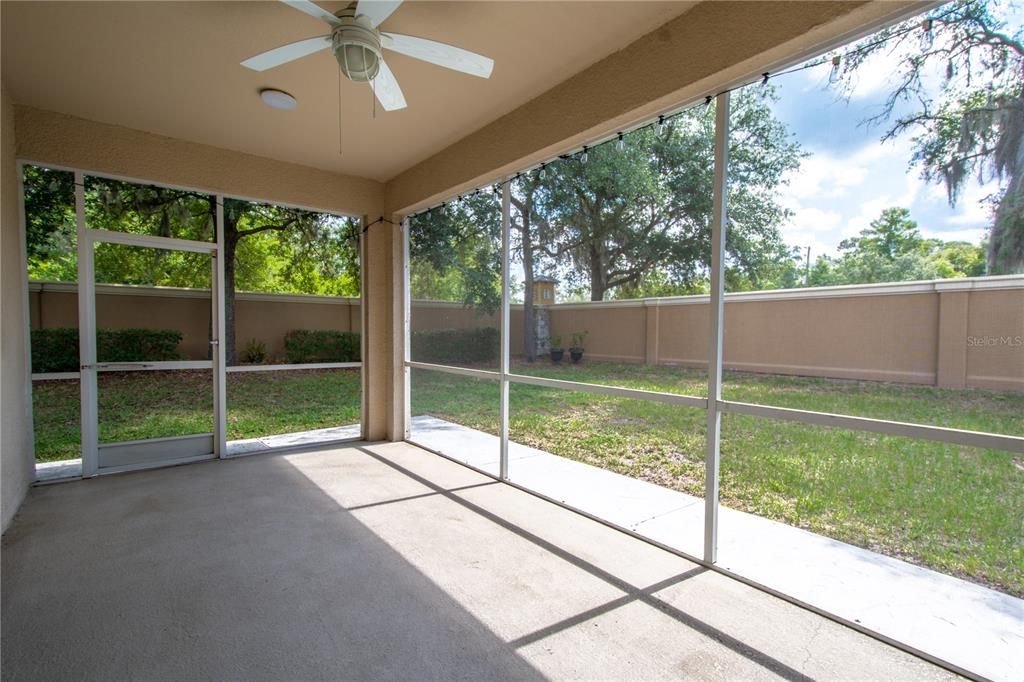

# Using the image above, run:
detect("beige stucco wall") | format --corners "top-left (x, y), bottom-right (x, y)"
top-left (613, 282), bottom-right (1019, 390)
top-left (548, 305), bottom-right (647, 363)
top-left (719, 293), bottom-right (939, 384)
top-left (2, 82), bottom-right (34, 531)
top-left (30, 283), bottom-right (362, 363)
top-left (383, 1), bottom-right (919, 215)
top-left (965, 289), bottom-right (1024, 391)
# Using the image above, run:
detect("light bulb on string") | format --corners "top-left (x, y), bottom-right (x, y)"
top-left (656, 115), bottom-right (666, 137)
top-left (539, 163), bottom-right (547, 179)
top-left (829, 55), bottom-right (842, 84)
top-left (616, 133), bottom-right (625, 151)
top-left (580, 146), bottom-right (589, 164)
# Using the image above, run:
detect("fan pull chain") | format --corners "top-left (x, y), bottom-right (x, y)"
top-left (342, 67), bottom-right (350, 155)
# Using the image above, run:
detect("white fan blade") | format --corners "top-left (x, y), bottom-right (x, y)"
top-left (381, 33), bottom-right (493, 78)
top-left (241, 35), bottom-right (331, 71)
top-left (370, 59), bottom-right (407, 111)
top-left (355, 0), bottom-right (403, 27)
top-left (281, 0), bottom-right (341, 27)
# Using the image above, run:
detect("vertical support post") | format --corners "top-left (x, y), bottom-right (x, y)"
top-left (644, 300), bottom-right (660, 366)
top-left (212, 198), bottom-right (227, 457)
top-left (359, 217), bottom-right (369, 440)
top-left (499, 181), bottom-right (512, 480)
top-left (75, 171), bottom-right (98, 477)
top-left (16, 163), bottom-right (38, 481)
top-left (401, 217), bottom-right (411, 439)
top-left (704, 91), bottom-right (730, 564)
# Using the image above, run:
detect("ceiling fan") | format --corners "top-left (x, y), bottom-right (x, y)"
top-left (241, 0), bottom-right (495, 112)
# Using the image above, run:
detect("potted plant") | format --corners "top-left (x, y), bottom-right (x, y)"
top-left (548, 335), bottom-right (564, 364)
top-left (569, 330), bottom-right (588, 364)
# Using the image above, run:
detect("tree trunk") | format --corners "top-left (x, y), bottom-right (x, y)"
top-left (589, 241), bottom-right (606, 301)
top-left (989, 168), bottom-right (1024, 274)
top-left (521, 211), bottom-right (537, 363)
top-left (223, 224), bottom-right (239, 366)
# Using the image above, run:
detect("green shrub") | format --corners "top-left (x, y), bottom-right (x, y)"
top-left (31, 327), bottom-right (184, 373)
top-left (411, 327), bottom-right (498, 364)
top-left (30, 328), bottom-right (79, 373)
top-left (243, 338), bottom-right (267, 364)
top-left (283, 329), bottom-right (361, 363)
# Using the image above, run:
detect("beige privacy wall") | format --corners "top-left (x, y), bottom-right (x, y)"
top-left (32, 277), bottom-right (1024, 391)
top-left (29, 283), bottom-right (362, 363)
top-left (550, 280), bottom-right (1023, 392)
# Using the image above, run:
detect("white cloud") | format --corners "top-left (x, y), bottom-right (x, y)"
top-left (843, 48), bottom-right (910, 101)
top-left (777, 136), bottom-right (926, 256)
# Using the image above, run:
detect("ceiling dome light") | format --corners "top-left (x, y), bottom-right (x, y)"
top-left (259, 88), bottom-right (297, 110)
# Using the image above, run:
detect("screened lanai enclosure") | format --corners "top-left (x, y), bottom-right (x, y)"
top-left (2, 0), bottom-right (1022, 681)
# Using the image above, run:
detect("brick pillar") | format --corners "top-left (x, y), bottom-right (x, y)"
top-left (936, 288), bottom-right (969, 388)
top-left (644, 300), bottom-right (660, 366)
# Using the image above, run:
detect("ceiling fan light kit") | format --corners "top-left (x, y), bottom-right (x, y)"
top-left (331, 11), bottom-right (382, 82)
top-left (259, 88), bottom-right (298, 110)
top-left (241, 0), bottom-right (494, 113)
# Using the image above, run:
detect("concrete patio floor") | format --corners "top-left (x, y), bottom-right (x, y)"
top-left (2, 440), bottom-right (955, 681)
top-left (409, 416), bottom-right (1024, 682)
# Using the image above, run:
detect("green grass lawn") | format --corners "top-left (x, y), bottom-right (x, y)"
top-left (32, 369), bottom-right (361, 462)
top-left (33, 362), bottom-right (1022, 596)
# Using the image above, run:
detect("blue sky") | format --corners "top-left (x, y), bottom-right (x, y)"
top-left (756, 7), bottom-right (1018, 259)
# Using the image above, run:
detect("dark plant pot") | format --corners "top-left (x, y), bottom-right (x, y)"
top-left (570, 349), bottom-right (584, 364)
top-left (550, 349), bottom-right (564, 364)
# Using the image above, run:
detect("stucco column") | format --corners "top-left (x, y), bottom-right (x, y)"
top-left (361, 215), bottom-right (403, 441)
top-left (2, 82), bottom-right (38, 530)
top-left (936, 286), bottom-right (969, 389)
top-left (644, 300), bottom-right (660, 366)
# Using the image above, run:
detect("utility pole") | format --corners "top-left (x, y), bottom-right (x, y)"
top-left (804, 246), bottom-right (811, 286)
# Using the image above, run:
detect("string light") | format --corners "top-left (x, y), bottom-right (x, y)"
top-left (656, 115), bottom-right (666, 136)
top-left (616, 133), bottom-right (625, 151)
top-left (828, 55), bottom-right (842, 84)
top-left (539, 163), bottom-right (547, 179)
top-left (580, 146), bottom-right (589, 164)
top-left (761, 72), bottom-right (770, 86)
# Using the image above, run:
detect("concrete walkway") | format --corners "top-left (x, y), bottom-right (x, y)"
top-left (3, 440), bottom-right (954, 681)
top-left (410, 415), bottom-right (1024, 682)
